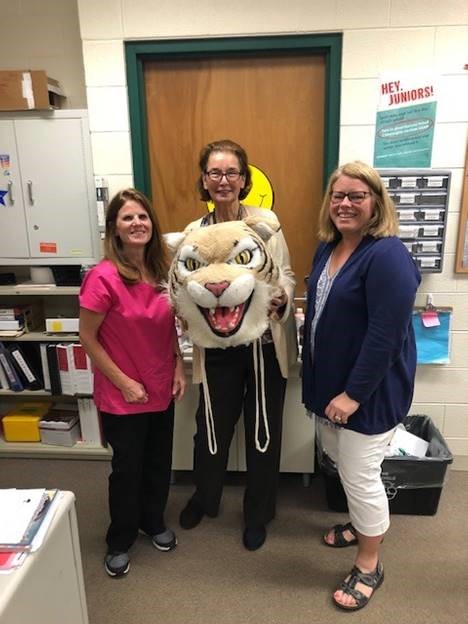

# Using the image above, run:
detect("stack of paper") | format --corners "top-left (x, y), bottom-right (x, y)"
top-left (0, 551), bottom-right (27, 573)
top-left (387, 425), bottom-right (429, 458)
top-left (0, 488), bottom-right (59, 553)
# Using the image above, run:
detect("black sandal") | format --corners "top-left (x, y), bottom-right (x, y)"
top-left (323, 522), bottom-right (358, 548)
top-left (333, 561), bottom-right (384, 611)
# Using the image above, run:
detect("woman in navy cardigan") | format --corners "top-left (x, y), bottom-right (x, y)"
top-left (302, 161), bottom-right (420, 611)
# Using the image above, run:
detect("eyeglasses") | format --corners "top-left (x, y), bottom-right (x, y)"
top-left (330, 191), bottom-right (372, 204)
top-left (205, 169), bottom-right (243, 182)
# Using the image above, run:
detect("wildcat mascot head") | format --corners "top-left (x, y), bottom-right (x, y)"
top-left (166, 217), bottom-right (282, 349)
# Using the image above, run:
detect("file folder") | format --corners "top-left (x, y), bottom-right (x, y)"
top-left (46, 344), bottom-right (62, 395)
top-left (0, 342), bottom-right (24, 392)
top-left (8, 343), bottom-right (43, 391)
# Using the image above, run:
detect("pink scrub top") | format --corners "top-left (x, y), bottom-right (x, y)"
top-left (79, 260), bottom-right (176, 415)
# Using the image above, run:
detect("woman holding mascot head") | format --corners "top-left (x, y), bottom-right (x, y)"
top-left (177, 139), bottom-right (297, 550)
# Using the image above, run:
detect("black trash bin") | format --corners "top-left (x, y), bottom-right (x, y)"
top-left (318, 414), bottom-right (453, 516)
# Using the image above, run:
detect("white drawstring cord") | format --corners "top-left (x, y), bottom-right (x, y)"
top-left (200, 339), bottom-right (269, 455)
top-left (253, 337), bottom-right (270, 453)
top-left (200, 347), bottom-right (217, 455)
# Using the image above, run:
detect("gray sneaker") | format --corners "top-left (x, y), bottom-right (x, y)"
top-left (152, 528), bottom-right (177, 551)
top-left (104, 551), bottom-right (130, 577)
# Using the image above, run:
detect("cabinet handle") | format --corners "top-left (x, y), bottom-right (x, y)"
top-left (27, 180), bottom-right (34, 204)
top-left (7, 180), bottom-right (14, 204)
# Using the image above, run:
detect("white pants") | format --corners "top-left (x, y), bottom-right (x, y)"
top-left (317, 420), bottom-right (396, 537)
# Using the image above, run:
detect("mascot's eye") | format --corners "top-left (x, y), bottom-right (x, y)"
top-left (185, 257), bottom-right (201, 271)
top-left (233, 249), bottom-right (253, 265)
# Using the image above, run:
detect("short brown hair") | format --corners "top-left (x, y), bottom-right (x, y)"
top-left (196, 139), bottom-right (252, 201)
top-left (104, 188), bottom-right (169, 284)
top-left (317, 161), bottom-right (399, 241)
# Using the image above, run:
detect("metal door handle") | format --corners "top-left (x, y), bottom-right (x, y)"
top-left (7, 180), bottom-right (14, 204)
top-left (27, 180), bottom-right (34, 204)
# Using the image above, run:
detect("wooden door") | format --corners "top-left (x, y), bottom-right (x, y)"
top-left (144, 52), bottom-right (325, 293)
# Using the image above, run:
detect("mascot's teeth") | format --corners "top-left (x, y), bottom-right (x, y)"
top-left (209, 309), bottom-right (215, 317)
top-left (229, 307), bottom-right (235, 313)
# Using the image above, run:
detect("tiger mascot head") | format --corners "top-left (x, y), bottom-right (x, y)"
top-left (166, 217), bottom-right (283, 349)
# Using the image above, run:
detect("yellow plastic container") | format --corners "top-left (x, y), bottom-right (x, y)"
top-left (1, 402), bottom-right (52, 442)
top-left (2, 415), bottom-right (41, 442)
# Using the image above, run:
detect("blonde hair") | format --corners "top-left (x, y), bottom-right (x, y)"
top-left (317, 161), bottom-right (399, 242)
top-left (104, 188), bottom-right (169, 284)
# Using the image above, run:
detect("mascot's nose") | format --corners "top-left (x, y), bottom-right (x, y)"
top-left (204, 281), bottom-right (230, 298)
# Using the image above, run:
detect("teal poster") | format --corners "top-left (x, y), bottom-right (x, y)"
top-left (374, 74), bottom-right (437, 168)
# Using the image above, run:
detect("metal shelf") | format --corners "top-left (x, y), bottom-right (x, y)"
top-left (0, 434), bottom-right (110, 460)
top-left (0, 285), bottom-right (79, 296)
top-left (0, 332), bottom-right (79, 342)
top-left (0, 389), bottom-right (91, 397)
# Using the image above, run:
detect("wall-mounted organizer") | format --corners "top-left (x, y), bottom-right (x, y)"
top-left (378, 169), bottom-right (451, 273)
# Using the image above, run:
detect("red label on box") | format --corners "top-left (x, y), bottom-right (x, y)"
top-left (73, 344), bottom-right (87, 370)
top-left (56, 347), bottom-right (69, 371)
top-left (39, 242), bottom-right (57, 253)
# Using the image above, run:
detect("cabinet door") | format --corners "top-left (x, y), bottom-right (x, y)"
top-left (0, 120), bottom-right (30, 257)
top-left (14, 118), bottom-right (96, 259)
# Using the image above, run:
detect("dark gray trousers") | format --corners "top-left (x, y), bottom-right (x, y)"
top-left (101, 405), bottom-right (174, 552)
top-left (192, 342), bottom-right (287, 527)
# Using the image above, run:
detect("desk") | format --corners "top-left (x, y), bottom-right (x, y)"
top-left (0, 491), bottom-right (89, 624)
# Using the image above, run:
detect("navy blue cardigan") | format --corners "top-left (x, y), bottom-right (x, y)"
top-left (302, 236), bottom-right (421, 435)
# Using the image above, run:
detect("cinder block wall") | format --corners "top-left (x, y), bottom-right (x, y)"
top-left (4, 1), bottom-right (467, 468)
top-left (77, 0), bottom-right (468, 468)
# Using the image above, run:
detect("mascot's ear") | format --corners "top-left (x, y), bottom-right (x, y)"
top-left (243, 215), bottom-right (280, 243)
top-left (164, 232), bottom-right (186, 256)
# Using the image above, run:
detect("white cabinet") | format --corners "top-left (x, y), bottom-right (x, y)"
top-left (0, 491), bottom-right (89, 624)
top-left (0, 111), bottom-right (100, 265)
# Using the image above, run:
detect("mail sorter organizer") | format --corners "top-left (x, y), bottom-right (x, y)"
top-left (378, 169), bottom-right (451, 273)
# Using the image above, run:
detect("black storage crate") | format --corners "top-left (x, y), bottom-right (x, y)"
top-left (318, 415), bottom-right (453, 516)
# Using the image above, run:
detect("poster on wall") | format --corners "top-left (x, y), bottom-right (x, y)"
top-left (373, 73), bottom-right (438, 168)
top-left (412, 309), bottom-right (451, 365)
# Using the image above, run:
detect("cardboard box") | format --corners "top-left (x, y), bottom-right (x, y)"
top-left (0, 70), bottom-right (65, 111)
top-left (39, 409), bottom-right (80, 447)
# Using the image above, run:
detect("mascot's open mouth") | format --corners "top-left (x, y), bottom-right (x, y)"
top-left (198, 295), bottom-right (253, 337)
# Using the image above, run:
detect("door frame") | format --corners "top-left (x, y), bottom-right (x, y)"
top-left (125, 34), bottom-right (342, 197)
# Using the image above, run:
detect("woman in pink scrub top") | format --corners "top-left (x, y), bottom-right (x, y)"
top-left (79, 188), bottom-right (186, 578)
